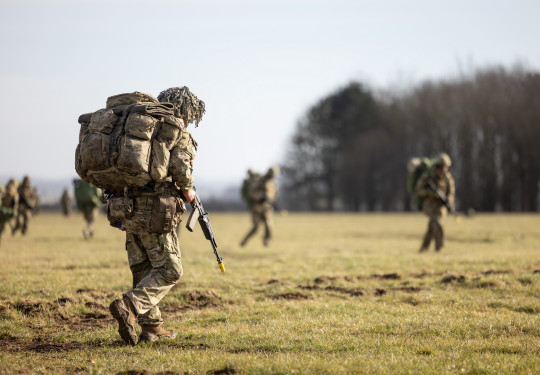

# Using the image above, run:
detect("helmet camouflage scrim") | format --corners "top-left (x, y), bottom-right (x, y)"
top-left (157, 86), bottom-right (205, 126)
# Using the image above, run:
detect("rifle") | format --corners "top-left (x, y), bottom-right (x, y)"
top-left (185, 188), bottom-right (225, 272)
top-left (426, 179), bottom-right (453, 212)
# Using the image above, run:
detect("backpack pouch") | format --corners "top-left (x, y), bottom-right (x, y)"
top-left (80, 133), bottom-right (112, 171)
top-left (117, 136), bottom-right (151, 174)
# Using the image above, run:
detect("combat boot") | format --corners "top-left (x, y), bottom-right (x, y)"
top-left (139, 325), bottom-right (177, 342)
top-left (109, 295), bottom-right (138, 345)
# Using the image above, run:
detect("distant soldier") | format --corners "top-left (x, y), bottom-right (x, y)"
top-left (73, 179), bottom-right (102, 239)
top-left (240, 166), bottom-right (279, 247)
top-left (0, 179), bottom-right (19, 247)
top-left (61, 188), bottom-right (72, 216)
top-left (12, 175), bottom-right (38, 236)
top-left (415, 153), bottom-right (455, 252)
top-left (240, 169), bottom-right (261, 210)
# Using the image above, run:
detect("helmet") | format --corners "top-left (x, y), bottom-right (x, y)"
top-left (22, 175), bottom-right (31, 187)
top-left (435, 153), bottom-right (452, 167)
top-left (247, 169), bottom-right (256, 176)
top-left (157, 86), bottom-right (205, 126)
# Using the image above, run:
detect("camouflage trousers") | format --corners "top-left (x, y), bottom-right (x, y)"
top-left (12, 208), bottom-right (31, 236)
top-left (82, 207), bottom-right (98, 239)
top-left (241, 205), bottom-right (273, 246)
top-left (421, 199), bottom-right (448, 251)
top-left (121, 196), bottom-right (183, 327)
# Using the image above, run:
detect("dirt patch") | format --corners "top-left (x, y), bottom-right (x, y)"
top-left (55, 297), bottom-right (73, 306)
top-left (270, 292), bottom-right (310, 300)
top-left (440, 274), bottom-right (466, 284)
top-left (13, 300), bottom-right (51, 316)
top-left (533, 269), bottom-right (540, 274)
top-left (481, 269), bottom-right (510, 275)
top-left (297, 284), bottom-right (364, 297)
top-left (394, 286), bottom-right (423, 293)
top-left (324, 286), bottom-right (364, 297)
top-left (164, 290), bottom-right (222, 313)
top-left (314, 276), bottom-right (354, 284)
top-left (115, 371), bottom-right (149, 375)
top-left (208, 366), bottom-right (237, 375)
top-left (371, 272), bottom-right (401, 280)
top-left (374, 288), bottom-right (387, 296)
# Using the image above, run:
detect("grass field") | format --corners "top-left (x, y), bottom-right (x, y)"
top-left (0, 211), bottom-right (539, 374)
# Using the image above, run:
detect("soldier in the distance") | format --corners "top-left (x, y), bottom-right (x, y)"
top-left (0, 179), bottom-right (19, 247)
top-left (61, 188), bottom-right (72, 217)
top-left (415, 153), bottom-right (455, 252)
top-left (12, 175), bottom-right (38, 236)
top-left (73, 179), bottom-right (102, 239)
top-left (240, 166), bottom-right (279, 247)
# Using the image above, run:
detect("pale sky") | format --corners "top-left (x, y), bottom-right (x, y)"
top-left (1, 0), bottom-right (539, 187)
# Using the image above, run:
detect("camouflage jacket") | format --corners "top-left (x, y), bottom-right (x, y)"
top-left (169, 130), bottom-right (197, 191)
top-left (415, 169), bottom-right (455, 208)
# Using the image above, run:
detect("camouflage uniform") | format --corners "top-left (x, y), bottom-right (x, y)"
top-left (12, 176), bottom-right (37, 236)
top-left (61, 189), bottom-right (71, 216)
top-left (120, 130), bottom-right (196, 327)
top-left (0, 180), bottom-right (19, 247)
top-left (107, 86), bottom-right (203, 344)
top-left (415, 153), bottom-right (455, 252)
top-left (240, 167), bottom-right (279, 247)
top-left (74, 180), bottom-right (102, 240)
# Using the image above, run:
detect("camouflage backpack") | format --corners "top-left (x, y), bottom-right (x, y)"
top-left (406, 157), bottom-right (434, 210)
top-left (75, 92), bottom-right (185, 191)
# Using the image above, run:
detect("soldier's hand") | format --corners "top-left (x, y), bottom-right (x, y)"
top-left (182, 189), bottom-right (196, 203)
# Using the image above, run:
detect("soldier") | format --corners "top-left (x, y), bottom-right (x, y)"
top-left (108, 86), bottom-right (204, 345)
top-left (415, 153), bottom-right (455, 252)
top-left (61, 188), bottom-right (72, 217)
top-left (73, 179), bottom-right (102, 239)
top-left (240, 169), bottom-right (261, 210)
top-left (0, 179), bottom-right (19, 247)
top-left (240, 166), bottom-right (279, 247)
top-left (12, 175), bottom-right (38, 236)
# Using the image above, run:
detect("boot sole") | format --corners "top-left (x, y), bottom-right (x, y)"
top-left (109, 299), bottom-right (138, 346)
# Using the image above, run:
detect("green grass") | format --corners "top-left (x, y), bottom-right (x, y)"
top-left (0, 212), bottom-right (539, 374)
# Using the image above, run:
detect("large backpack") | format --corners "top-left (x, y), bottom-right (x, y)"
top-left (75, 92), bottom-right (184, 191)
top-left (406, 157), bottom-right (434, 210)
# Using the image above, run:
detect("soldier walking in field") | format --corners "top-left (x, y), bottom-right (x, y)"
top-left (240, 166), bottom-right (279, 247)
top-left (0, 179), bottom-right (19, 247)
top-left (415, 153), bottom-right (455, 252)
top-left (61, 188), bottom-right (72, 217)
top-left (12, 175), bottom-right (38, 236)
top-left (75, 87), bottom-right (205, 345)
top-left (73, 179), bottom-right (102, 239)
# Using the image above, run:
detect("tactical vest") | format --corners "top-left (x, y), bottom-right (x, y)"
top-left (75, 92), bottom-right (185, 191)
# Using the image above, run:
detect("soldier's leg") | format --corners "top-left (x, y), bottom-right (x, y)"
top-left (11, 212), bottom-right (21, 235)
top-left (240, 211), bottom-right (261, 246)
top-left (125, 230), bottom-right (182, 322)
top-left (262, 209), bottom-right (273, 246)
top-left (125, 232), bottom-right (163, 327)
top-left (434, 207), bottom-right (446, 251)
top-left (0, 221), bottom-right (5, 246)
top-left (420, 219), bottom-right (433, 252)
top-left (21, 210), bottom-right (31, 235)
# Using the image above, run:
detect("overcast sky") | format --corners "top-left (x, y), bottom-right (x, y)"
top-left (1, 0), bottom-right (539, 187)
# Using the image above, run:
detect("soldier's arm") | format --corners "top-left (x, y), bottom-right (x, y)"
top-left (414, 173), bottom-right (432, 198)
top-left (169, 130), bottom-right (197, 195)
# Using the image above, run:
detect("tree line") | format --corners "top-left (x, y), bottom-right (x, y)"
top-left (281, 65), bottom-right (540, 212)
